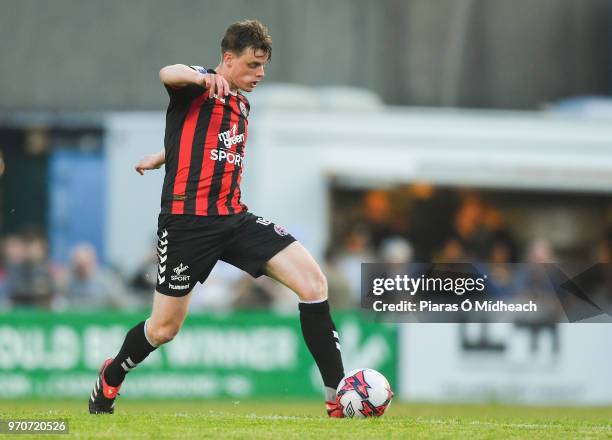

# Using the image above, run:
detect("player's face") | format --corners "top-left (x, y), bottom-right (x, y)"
top-left (225, 48), bottom-right (268, 92)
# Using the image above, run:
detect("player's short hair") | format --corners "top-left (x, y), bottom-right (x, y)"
top-left (221, 19), bottom-right (272, 60)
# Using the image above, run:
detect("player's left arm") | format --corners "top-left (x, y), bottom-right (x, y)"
top-left (135, 149), bottom-right (165, 175)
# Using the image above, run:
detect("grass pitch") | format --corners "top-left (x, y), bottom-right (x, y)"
top-left (2, 399), bottom-right (611, 439)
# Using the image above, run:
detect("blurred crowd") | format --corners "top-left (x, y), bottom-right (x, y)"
top-left (0, 229), bottom-right (314, 312)
top-left (0, 229), bottom-right (129, 310)
top-left (2, 186), bottom-right (612, 314)
top-left (325, 186), bottom-right (612, 315)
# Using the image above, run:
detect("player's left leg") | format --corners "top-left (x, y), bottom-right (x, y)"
top-left (263, 242), bottom-right (345, 415)
top-left (220, 213), bottom-right (345, 416)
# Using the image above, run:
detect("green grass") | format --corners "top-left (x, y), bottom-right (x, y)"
top-left (2, 399), bottom-right (611, 439)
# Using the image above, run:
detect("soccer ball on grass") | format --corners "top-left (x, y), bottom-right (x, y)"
top-left (336, 368), bottom-right (393, 418)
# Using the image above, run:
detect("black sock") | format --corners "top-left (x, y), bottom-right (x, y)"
top-left (299, 300), bottom-right (344, 399)
top-left (104, 320), bottom-right (157, 387)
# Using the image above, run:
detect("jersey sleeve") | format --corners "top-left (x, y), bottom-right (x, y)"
top-left (164, 65), bottom-right (208, 102)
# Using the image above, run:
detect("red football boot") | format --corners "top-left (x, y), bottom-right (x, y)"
top-left (326, 396), bottom-right (344, 418)
top-left (88, 358), bottom-right (122, 414)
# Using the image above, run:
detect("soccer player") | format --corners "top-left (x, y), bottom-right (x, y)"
top-left (89, 19), bottom-right (345, 417)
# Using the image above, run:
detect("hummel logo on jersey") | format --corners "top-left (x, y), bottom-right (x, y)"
top-left (256, 217), bottom-right (272, 226)
top-left (173, 263), bottom-right (189, 276)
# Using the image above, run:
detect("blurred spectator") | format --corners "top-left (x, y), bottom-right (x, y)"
top-left (362, 190), bottom-right (393, 251)
top-left (130, 247), bottom-right (158, 303)
top-left (0, 150), bottom-right (5, 177)
top-left (586, 238), bottom-right (612, 313)
top-left (486, 241), bottom-right (516, 298)
top-left (337, 225), bottom-right (376, 303)
top-left (526, 239), bottom-right (556, 264)
top-left (593, 228), bottom-right (612, 311)
top-left (379, 236), bottom-right (413, 264)
top-left (322, 247), bottom-right (353, 309)
top-left (483, 208), bottom-right (518, 262)
top-left (1, 235), bottom-right (27, 307)
top-left (232, 274), bottom-right (294, 311)
top-left (379, 235), bottom-right (415, 282)
top-left (5, 232), bottom-right (54, 308)
top-left (453, 195), bottom-right (488, 259)
top-left (435, 237), bottom-right (468, 263)
top-left (514, 239), bottom-right (563, 322)
top-left (402, 184), bottom-right (457, 260)
top-left (232, 275), bottom-right (274, 309)
top-left (511, 239), bottom-right (562, 350)
top-left (190, 262), bottom-right (243, 311)
top-left (0, 268), bottom-right (6, 309)
top-left (59, 243), bottom-right (131, 309)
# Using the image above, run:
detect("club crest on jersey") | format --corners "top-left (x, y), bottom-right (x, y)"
top-left (239, 101), bottom-right (249, 117)
top-left (274, 224), bottom-right (288, 236)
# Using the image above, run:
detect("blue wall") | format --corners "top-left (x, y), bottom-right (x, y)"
top-left (49, 149), bottom-right (106, 264)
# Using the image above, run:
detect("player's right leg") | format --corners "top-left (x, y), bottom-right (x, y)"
top-left (88, 290), bottom-right (192, 414)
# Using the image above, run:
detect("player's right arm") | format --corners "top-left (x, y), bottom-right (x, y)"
top-left (159, 64), bottom-right (230, 97)
top-left (135, 149), bottom-right (165, 175)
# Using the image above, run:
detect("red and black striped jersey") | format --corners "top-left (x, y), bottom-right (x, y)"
top-left (160, 66), bottom-right (250, 216)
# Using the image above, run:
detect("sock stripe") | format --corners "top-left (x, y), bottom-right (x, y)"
top-left (121, 361), bottom-right (133, 372)
top-left (103, 321), bottom-right (158, 388)
top-left (299, 300), bottom-right (345, 391)
top-left (299, 298), bottom-right (328, 304)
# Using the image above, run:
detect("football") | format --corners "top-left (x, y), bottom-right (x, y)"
top-left (336, 368), bottom-right (394, 418)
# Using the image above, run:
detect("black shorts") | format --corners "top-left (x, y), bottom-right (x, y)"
top-left (155, 212), bottom-right (296, 297)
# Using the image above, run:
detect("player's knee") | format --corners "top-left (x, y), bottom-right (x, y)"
top-left (298, 271), bottom-right (328, 302)
top-left (147, 322), bottom-right (181, 346)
